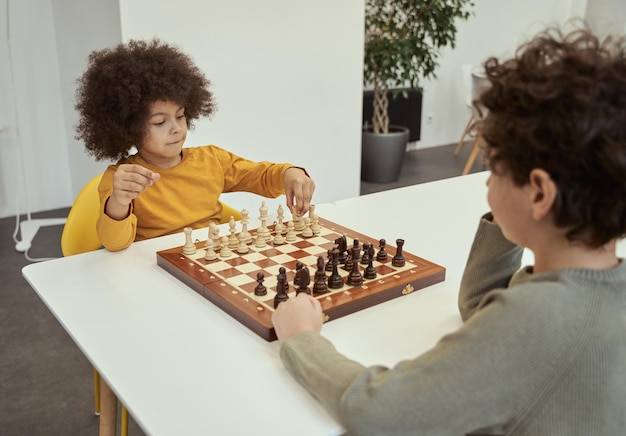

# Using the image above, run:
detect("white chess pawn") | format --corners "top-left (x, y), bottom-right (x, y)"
top-left (286, 221), bottom-right (297, 242)
top-left (211, 223), bottom-right (222, 252)
top-left (292, 207), bottom-right (305, 232)
top-left (183, 227), bottom-right (196, 255)
top-left (301, 217), bottom-right (313, 238)
top-left (254, 234), bottom-right (267, 248)
top-left (220, 236), bottom-right (232, 258)
top-left (204, 244), bottom-right (217, 261)
top-left (273, 230), bottom-right (285, 245)
top-left (237, 236), bottom-right (249, 254)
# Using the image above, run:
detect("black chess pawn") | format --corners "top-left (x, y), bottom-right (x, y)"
top-left (273, 267), bottom-right (290, 308)
top-left (325, 248), bottom-right (334, 272)
top-left (392, 238), bottom-right (406, 267)
top-left (376, 238), bottom-right (388, 261)
top-left (343, 252), bottom-right (353, 272)
top-left (254, 272), bottom-right (267, 296)
top-left (327, 248), bottom-right (344, 289)
top-left (363, 245), bottom-right (377, 279)
top-left (360, 242), bottom-right (371, 265)
top-left (347, 258), bottom-right (364, 286)
top-left (293, 261), bottom-right (303, 287)
top-left (313, 256), bottom-right (329, 295)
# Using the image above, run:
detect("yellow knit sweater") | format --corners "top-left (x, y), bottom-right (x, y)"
top-left (97, 145), bottom-right (293, 251)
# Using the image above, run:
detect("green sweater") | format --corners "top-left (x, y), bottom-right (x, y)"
top-left (279, 217), bottom-right (626, 435)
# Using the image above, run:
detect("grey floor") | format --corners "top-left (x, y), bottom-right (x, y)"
top-left (0, 142), bottom-right (483, 435)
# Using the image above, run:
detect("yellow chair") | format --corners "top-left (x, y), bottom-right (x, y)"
top-left (61, 173), bottom-right (242, 435)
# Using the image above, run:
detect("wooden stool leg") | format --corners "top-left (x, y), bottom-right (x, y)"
top-left (462, 134), bottom-right (483, 175)
top-left (121, 405), bottom-right (129, 436)
top-left (94, 368), bottom-right (101, 415)
top-left (454, 115), bottom-right (474, 155)
top-left (99, 378), bottom-right (118, 436)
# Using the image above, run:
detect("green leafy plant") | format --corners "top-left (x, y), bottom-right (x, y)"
top-left (364, 0), bottom-right (474, 134)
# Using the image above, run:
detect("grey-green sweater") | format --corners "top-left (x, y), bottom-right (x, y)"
top-left (279, 217), bottom-right (626, 435)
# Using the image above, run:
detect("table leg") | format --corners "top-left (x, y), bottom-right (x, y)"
top-left (99, 378), bottom-right (118, 436)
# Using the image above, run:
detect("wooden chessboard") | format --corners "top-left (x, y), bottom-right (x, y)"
top-left (156, 217), bottom-right (445, 341)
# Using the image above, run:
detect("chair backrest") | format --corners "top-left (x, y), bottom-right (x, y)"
top-left (61, 173), bottom-right (243, 256)
top-left (61, 174), bottom-right (104, 256)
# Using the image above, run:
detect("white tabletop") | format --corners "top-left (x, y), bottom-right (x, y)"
top-left (26, 171), bottom-right (622, 435)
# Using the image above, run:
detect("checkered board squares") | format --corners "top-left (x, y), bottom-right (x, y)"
top-left (157, 217), bottom-right (445, 341)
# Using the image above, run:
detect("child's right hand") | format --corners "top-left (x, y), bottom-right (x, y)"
top-left (105, 164), bottom-right (161, 220)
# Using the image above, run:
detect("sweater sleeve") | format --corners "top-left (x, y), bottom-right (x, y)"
top-left (457, 214), bottom-right (523, 321)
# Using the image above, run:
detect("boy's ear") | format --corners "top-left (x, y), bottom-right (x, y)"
top-left (528, 169), bottom-right (557, 221)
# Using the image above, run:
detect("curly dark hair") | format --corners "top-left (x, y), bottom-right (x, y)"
top-left (74, 39), bottom-right (215, 161)
top-left (479, 25), bottom-right (626, 248)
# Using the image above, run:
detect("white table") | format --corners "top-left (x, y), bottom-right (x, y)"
top-left (28, 171), bottom-right (612, 435)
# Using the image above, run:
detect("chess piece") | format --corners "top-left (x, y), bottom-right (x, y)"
top-left (376, 238), bottom-right (388, 261)
top-left (392, 238), bottom-right (406, 267)
top-left (301, 217), bottom-right (313, 238)
top-left (210, 222), bottom-right (222, 252)
top-left (254, 272), bottom-right (267, 296)
top-left (204, 244), bottom-right (217, 261)
top-left (334, 235), bottom-right (348, 264)
top-left (220, 236), bottom-right (232, 258)
top-left (313, 256), bottom-right (329, 295)
top-left (276, 205), bottom-right (288, 235)
top-left (363, 244), bottom-right (377, 279)
top-left (351, 239), bottom-right (361, 262)
top-left (327, 248), bottom-right (344, 289)
top-left (228, 216), bottom-right (239, 249)
top-left (360, 242), bottom-right (371, 265)
top-left (309, 205), bottom-right (321, 235)
top-left (239, 209), bottom-right (252, 244)
top-left (273, 267), bottom-right (290, 308)
top-left (285, 221), bottom-right (297, 242)
top-left (292, 207), bottom-right (305, 232)
top-left (325, 248), bottom-right (334, 272)
top-left (273, 229), bottom-right (285, 245)
top-left (293, 262), bottom-right (303, 287)
top-left (347, 257), bottom-right (364, 286)
top-left (258, 201), bottom-right (271, 241)
top-left (295, 266), bottom-right (311, 295)
top-left (343, 252), bottom-right (353, 272)
top-left (237, 236), bottom-right (249, 254)
top-left (183, 227), bottom-right (196, 255)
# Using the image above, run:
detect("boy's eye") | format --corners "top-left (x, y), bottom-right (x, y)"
top-left (177, 114), bottom-right (186, 120)
top-left (151, 120), bottom-right (166, 126)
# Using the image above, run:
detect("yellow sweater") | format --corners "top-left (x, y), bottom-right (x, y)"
top-left (97, 145), bottom-right (293, 251)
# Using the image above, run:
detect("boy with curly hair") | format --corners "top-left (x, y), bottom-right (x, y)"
top-left (272, 25), bottom-right (626, 435)
top-left (75, 39), bottom-right (315, 251)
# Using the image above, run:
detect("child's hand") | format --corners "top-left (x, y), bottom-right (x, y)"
top-left (105, 164), bottom-right (161, 220)
top-left (272, 293), bottom-right (323, 342)
top-left (284, 167), bottom-right (315, 216)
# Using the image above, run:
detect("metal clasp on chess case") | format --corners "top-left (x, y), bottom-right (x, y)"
top-left (402, 284), bottom-right (415, 295)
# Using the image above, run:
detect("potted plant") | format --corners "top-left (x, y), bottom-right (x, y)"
top-left (362, 0), bottom-right (474, 183)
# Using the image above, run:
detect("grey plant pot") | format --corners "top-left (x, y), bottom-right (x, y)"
top-left (361, 125), bottom-right (409, 183)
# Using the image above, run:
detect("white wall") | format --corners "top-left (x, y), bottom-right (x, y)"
top-left (4, 0), bottom-right (624, 219)
top-left (0, 0), bottom-right (72, 218)
top-left (118, 0), bottom-right (365, 213)
top-left (415, 0), bottom-right (587, 150)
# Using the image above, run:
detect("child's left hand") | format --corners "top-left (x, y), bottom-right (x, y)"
top-left (284, 167), bottom-right (315, 216)
top-left (272, 293), bottom-right (323, 342)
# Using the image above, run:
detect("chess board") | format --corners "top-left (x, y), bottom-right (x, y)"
top-left (156, 217), bottom-right (445, 341)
